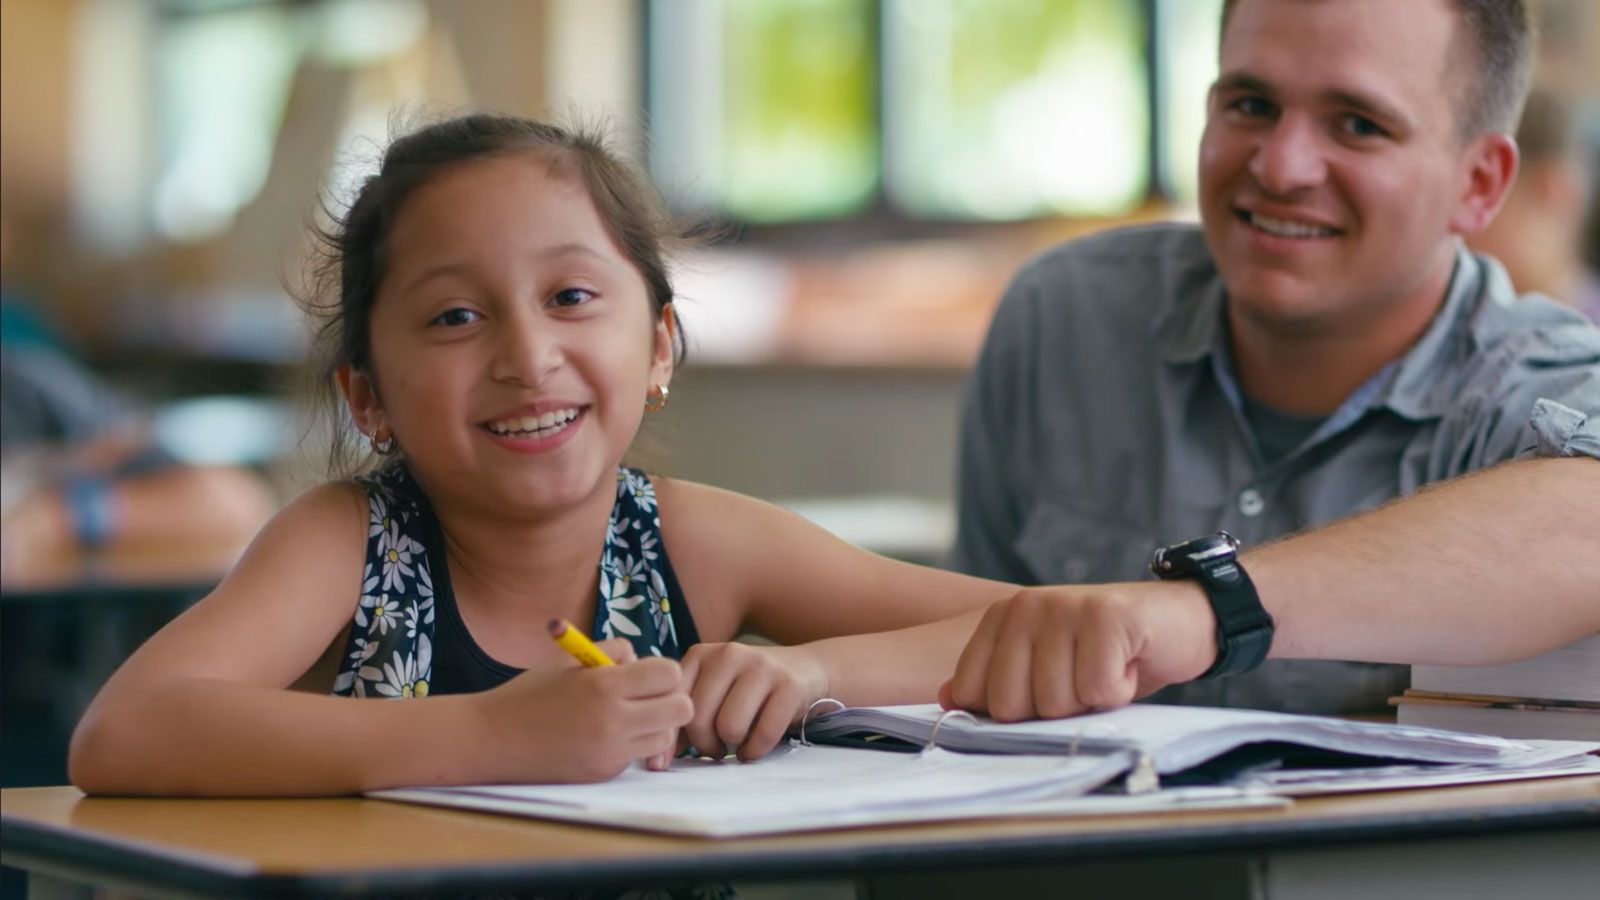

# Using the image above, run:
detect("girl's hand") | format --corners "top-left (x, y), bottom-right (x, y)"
top-left (676, 642), bottom-right (830, 762)
top-left (476, 638), bottom-right (692, 783)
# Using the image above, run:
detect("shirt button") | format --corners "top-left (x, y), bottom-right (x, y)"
top-left (1238, 488), bottom-right (1266, 517)
top-left (1062, 559), bottom-right (1089, 582)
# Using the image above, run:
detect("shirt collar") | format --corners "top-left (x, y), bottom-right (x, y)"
top-left (1159, 241), bottom-right (1486, 422)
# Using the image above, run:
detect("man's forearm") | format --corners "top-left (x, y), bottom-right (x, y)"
top-left (1250, 457), bottom-right (1600, 666)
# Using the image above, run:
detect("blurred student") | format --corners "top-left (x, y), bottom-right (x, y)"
top-left (1466, 88), bottom-right (1600, 321)
top-left (0, 222), bottom-right (274, 582)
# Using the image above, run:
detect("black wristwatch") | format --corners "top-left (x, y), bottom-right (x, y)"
top-left (1149, 532), bottom-right (1274, 679)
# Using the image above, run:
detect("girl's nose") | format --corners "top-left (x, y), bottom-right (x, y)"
top-left (490, 321), bottom-right (562, 387)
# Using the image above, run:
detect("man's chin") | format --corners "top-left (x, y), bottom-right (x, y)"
top-left (1225, 278), bottom-right (1341, 335)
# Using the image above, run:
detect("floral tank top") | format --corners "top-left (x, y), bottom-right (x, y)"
top-left (332, 464), bottom-right (701, 699)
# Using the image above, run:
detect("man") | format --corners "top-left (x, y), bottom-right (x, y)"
top-left (944, 0), bottom-right (1600, 720)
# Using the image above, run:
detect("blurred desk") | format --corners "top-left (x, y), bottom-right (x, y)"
top-left (2, 777), bottom-right (1597, 899)
top-left (1, 542), bottom-right (236, 603)
top-left (780, 495), bottom-right (954, 566)
top-left (1, 544), bottom-right (236, 790)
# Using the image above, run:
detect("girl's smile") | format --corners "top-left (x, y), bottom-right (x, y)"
top-left (481, 403), bottom-right (589, 454)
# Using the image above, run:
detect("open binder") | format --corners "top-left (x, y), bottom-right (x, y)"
top-left (370, 702), bottom-right (1600, 838)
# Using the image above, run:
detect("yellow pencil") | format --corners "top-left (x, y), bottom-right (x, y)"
top-left (547, 618), bottom-right (616, 667)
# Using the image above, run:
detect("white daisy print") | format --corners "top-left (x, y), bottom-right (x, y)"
top-left (360, 592), bottom-right (401, 635)
top-left (353, 565), bottom-right (381, 629)
top-left (626, 473), bottom-right (658, 514)
top-left (380, 532), bottom-right (420, 592)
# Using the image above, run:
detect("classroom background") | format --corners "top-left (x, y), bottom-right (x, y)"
top-left (2, 0), bottom-right (1597, 791)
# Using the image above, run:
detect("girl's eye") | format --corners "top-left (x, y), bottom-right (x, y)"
top-left (552, 288), bottom-right (596, 308)
top-left (431, 307), bottom-right (481, 327)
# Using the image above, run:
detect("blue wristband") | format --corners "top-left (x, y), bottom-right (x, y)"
top-left (64, 476), bottom-right (116, 549)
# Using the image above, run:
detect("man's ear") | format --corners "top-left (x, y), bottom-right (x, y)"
top-left (1451, 132), bottom-right (1519, 235)
top-left (648, 303), bottom-right (678, 390)
top-left (336, 364), bottom-right (385, 437)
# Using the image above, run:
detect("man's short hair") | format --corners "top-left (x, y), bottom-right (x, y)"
top-left (1218, 0), bottom-right (1534, 141)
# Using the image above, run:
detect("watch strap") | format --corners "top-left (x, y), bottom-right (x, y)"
top-left (1194, 557), bottom-right (1274, 679)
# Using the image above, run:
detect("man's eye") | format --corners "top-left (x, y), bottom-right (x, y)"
top-left (431, 307), bottom-right (481, 327)
top-left (552, 288), bottom-right (595, 308)
top-left (1232, 96), bottom-right (1275, 118)
top-left (1342, 115), bottom-right (1387, 139)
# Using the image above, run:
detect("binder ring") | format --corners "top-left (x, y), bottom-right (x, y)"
top-left (1067, 722), bottom-right (1122, 757)
top-left (798, 697), bottom-right (846, 746)
top-left (925, 709), bottom-right (978, 754)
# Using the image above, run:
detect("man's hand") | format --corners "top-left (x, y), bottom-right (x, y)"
top-left (940, 581), bottom-right (1218, 721)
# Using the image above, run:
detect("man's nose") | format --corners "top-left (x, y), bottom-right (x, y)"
top-left (1248, 115), bottom-right (1328, 196)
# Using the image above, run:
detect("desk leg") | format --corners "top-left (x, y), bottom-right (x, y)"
top-left (1259, 829), bottom-right (1599, 900)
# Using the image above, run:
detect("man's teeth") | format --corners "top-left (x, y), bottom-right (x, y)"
top-left (487, 408), bottom-right (580, 436)
top-left (1250, 213), bottom-right (1336, 239)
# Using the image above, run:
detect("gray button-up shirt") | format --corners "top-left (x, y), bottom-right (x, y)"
top-left (951, 223), bottom-right (1600, 714)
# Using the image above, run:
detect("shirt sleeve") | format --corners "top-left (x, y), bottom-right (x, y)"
top-left (1438, 323), bottom-right (1600, 470)
top-left (948, 272), bottom-right (1037, 580)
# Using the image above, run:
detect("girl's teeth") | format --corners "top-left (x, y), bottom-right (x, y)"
top-left (490, 409), bottom-right (577, 436)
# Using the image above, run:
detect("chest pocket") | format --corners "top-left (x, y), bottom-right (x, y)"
top-left (1013, 502), bottom-right (1156, 585)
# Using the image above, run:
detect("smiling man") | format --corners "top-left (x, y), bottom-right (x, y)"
top-left (945, 0), bottom-right (1600, 719)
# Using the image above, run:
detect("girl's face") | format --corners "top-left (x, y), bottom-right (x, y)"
top-left (344, 153), bottom-right (674, 518)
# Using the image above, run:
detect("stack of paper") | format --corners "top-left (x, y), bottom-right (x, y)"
top-left (1395, 634), bottom-right (1600, 740)
top-left (370, 702), bottom-right (1600, 837)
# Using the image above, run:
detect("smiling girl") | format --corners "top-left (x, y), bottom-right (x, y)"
top-left (67, 114), bottom-right (1011, 797)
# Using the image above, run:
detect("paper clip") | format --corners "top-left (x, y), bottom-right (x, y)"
top-left (797, 697), bottom-right (847, 746)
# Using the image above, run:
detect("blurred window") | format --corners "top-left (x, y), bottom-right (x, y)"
top-left (649, 0), bottom-right (879, 222)
top-left (152, 0), bottom-right (428, 242)
top-left (883, 0), bottom-right (1146, 219)
top-left (1155, 0), bottom-right (1223, 209)
top-left (649, 0), bottom-right (1225, 225)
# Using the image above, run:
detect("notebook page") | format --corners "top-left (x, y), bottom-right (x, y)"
top-left (372, 743), bottom-right (1133, 837)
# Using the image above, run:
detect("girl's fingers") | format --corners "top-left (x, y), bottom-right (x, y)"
top-left (713, 670), bottom-right (772, 752)
top-left (738, 680), bottom-right (801, 762)
top-left (595, 637), bottom-right (636, 664)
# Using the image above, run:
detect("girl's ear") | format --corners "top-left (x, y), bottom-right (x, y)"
top-left (648, 303), bottom-right (678, 389)
top-left (336, 364), bottom-right (385, 437)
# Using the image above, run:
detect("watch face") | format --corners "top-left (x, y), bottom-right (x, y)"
top-left (1150, 532), bottom-right (1238, 578)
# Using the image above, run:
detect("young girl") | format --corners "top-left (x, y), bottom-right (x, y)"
top-left (68, 114), bottom-right (1013, 796)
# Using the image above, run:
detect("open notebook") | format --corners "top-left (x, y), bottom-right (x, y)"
top-left (370, 703), bottom-right (1600, 837)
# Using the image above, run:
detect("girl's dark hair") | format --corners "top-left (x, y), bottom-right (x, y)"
top-left (296, 113), bottom-right (687, 475)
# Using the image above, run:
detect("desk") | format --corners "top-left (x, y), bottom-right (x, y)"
top-left (3, 778), bottom-right (1597, 899)
top-left (2, 550), bottom-right (230, 790)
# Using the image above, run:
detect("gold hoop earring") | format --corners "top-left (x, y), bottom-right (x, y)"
top-left (644, 383), bottom-right (670, 413)
top-left (371, 427), bottom-right (398, 455)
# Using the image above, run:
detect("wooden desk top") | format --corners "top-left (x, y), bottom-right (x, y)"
top-left (4, 778), bottom-right (1598, 897)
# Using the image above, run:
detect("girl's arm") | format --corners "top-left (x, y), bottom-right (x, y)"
top-left (69, 484), bottom-right (689, 795)
top-left (657, 480), bottom-right (1009, 760)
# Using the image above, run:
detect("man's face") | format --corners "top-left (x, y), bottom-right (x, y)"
top-left (1199, 0), bottom-right (1478, 333)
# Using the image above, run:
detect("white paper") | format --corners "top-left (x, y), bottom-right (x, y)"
top-left (371, 742), bottom-right (1141, 837)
